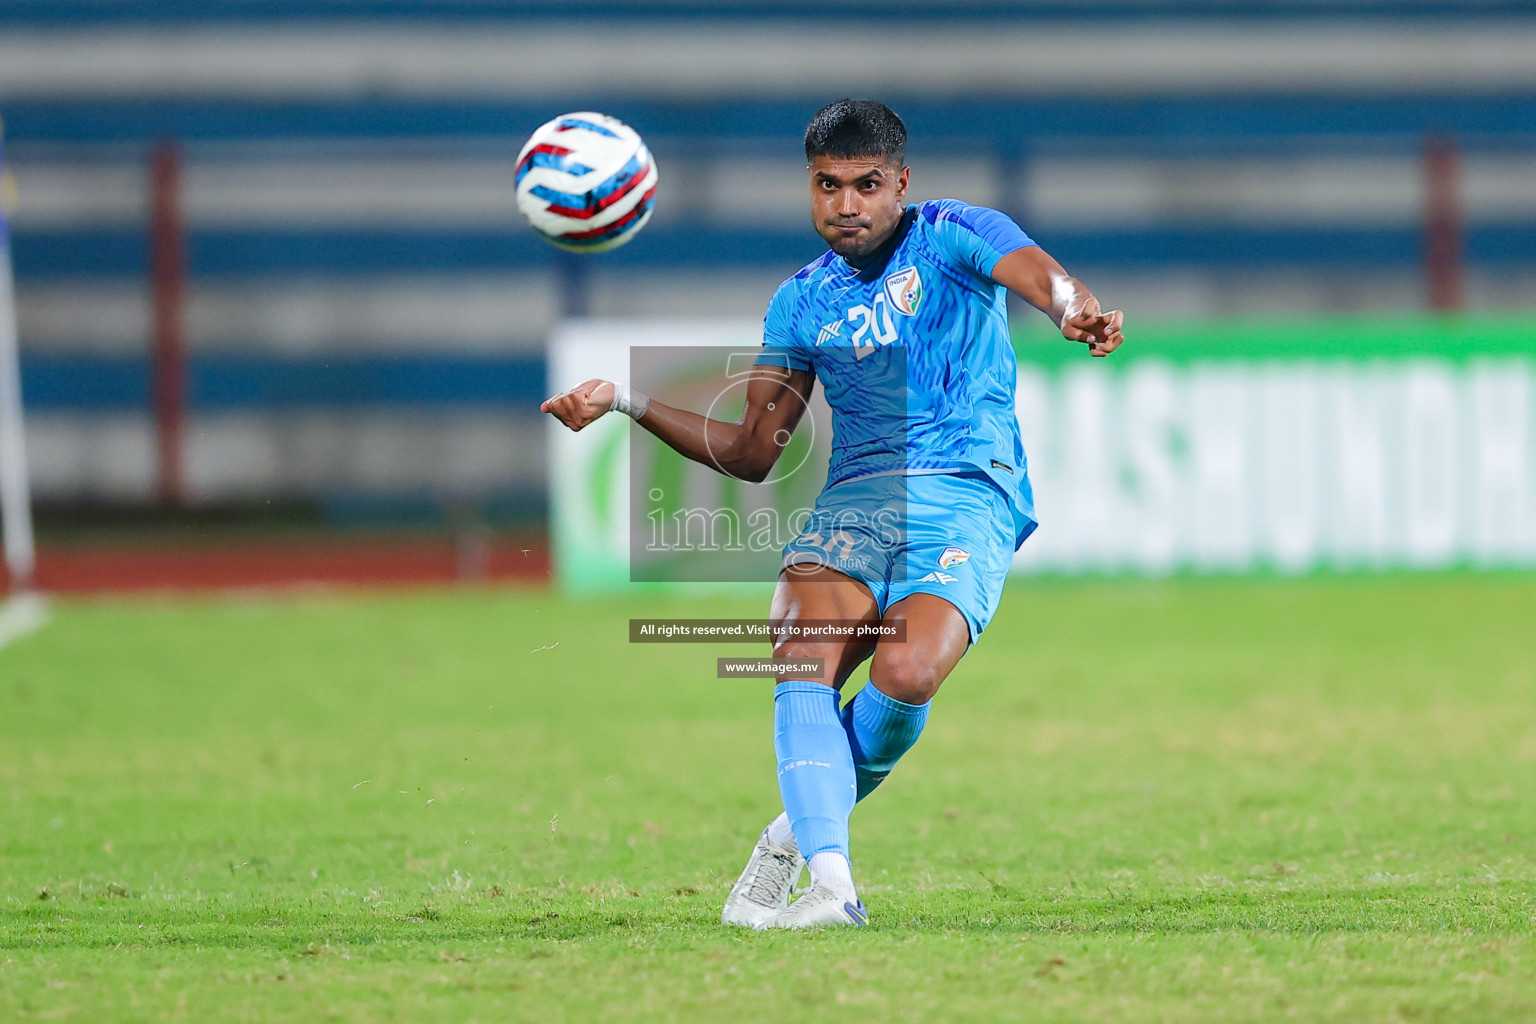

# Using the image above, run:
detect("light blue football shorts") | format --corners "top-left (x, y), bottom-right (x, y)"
top-left (780, 470), bottom-right (1021, 644)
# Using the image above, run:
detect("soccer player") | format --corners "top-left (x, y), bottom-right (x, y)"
top-left (542, 99), bottom-right (1124, 928)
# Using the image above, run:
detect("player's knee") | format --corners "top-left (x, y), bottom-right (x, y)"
top-left (869, 651), bottom-right (942, 705)
top-left (773, 642), bottom-right (839, 685)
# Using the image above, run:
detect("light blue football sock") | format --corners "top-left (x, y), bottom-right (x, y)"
top-left (773, 680), bottom-right (857, 859)
top-left (842, 682), bottom-right (930, 802)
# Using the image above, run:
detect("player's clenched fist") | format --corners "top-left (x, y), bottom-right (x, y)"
top-left (1060, 297), bottom-right (1126, 358)
top-left (541, 378), bottom-right (615, 431)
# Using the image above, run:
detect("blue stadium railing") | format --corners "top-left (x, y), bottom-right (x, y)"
top-left (7, 95), bottom-right (1535, 146)
top-left (19, 353), bottom-right (546, 414)
top-left (10, 223), bottom-right (1536, 284)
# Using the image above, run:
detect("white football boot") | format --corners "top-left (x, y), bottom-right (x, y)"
top-left (721, 826), bottom-right (804, 928)
top-left (764, 883), bottom-right (869, 929)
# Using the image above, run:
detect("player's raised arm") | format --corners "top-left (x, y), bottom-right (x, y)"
top-left (541, 363), bottom-right (816, 482)
top-left (990, 245), bottom-right (1126, 358)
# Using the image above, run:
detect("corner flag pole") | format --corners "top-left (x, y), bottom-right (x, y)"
top-left (0, 114), bottom-right (37, 592)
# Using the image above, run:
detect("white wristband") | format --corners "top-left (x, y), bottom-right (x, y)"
top-left (609, 382), bottom-right (650, 420)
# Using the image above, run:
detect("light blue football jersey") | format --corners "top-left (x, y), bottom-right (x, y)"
top-left (756, 198), bottom-right (1039, 547)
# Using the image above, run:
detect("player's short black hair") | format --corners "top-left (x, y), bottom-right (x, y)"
top-left (804, 99), bottom-right (907, 166)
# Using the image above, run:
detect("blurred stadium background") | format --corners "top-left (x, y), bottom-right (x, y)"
top-left (1, 0), bottom-right (1534, 594)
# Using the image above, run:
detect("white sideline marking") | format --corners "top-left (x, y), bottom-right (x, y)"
top-left (0, 593), bottom-right (49, 653)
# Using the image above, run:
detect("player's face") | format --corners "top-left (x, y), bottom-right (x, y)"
top-left (808, 155), bottom-right (909, 259)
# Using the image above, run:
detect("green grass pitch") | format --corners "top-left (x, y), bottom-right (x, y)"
top-left (3, 575), bottom-right (1536, 1022)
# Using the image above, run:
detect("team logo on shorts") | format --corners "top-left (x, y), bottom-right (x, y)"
top-left (938, 546), bottom-right (970, 569)
top-left (918, 571), bottom-right (958, 585)
top-left (883, 267), bottom-right (923, 316)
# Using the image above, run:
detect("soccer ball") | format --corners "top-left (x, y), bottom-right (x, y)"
top-left (514, 111), bottom-right (658, 253)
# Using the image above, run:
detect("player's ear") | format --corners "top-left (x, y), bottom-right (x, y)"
top-left (896, 165), bottom-right (909, 201)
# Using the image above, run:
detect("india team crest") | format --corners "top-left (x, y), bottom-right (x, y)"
top-left (883, 267), bottom-right (923, 316)
top-left (938, 546), bottom-right (970, 569)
